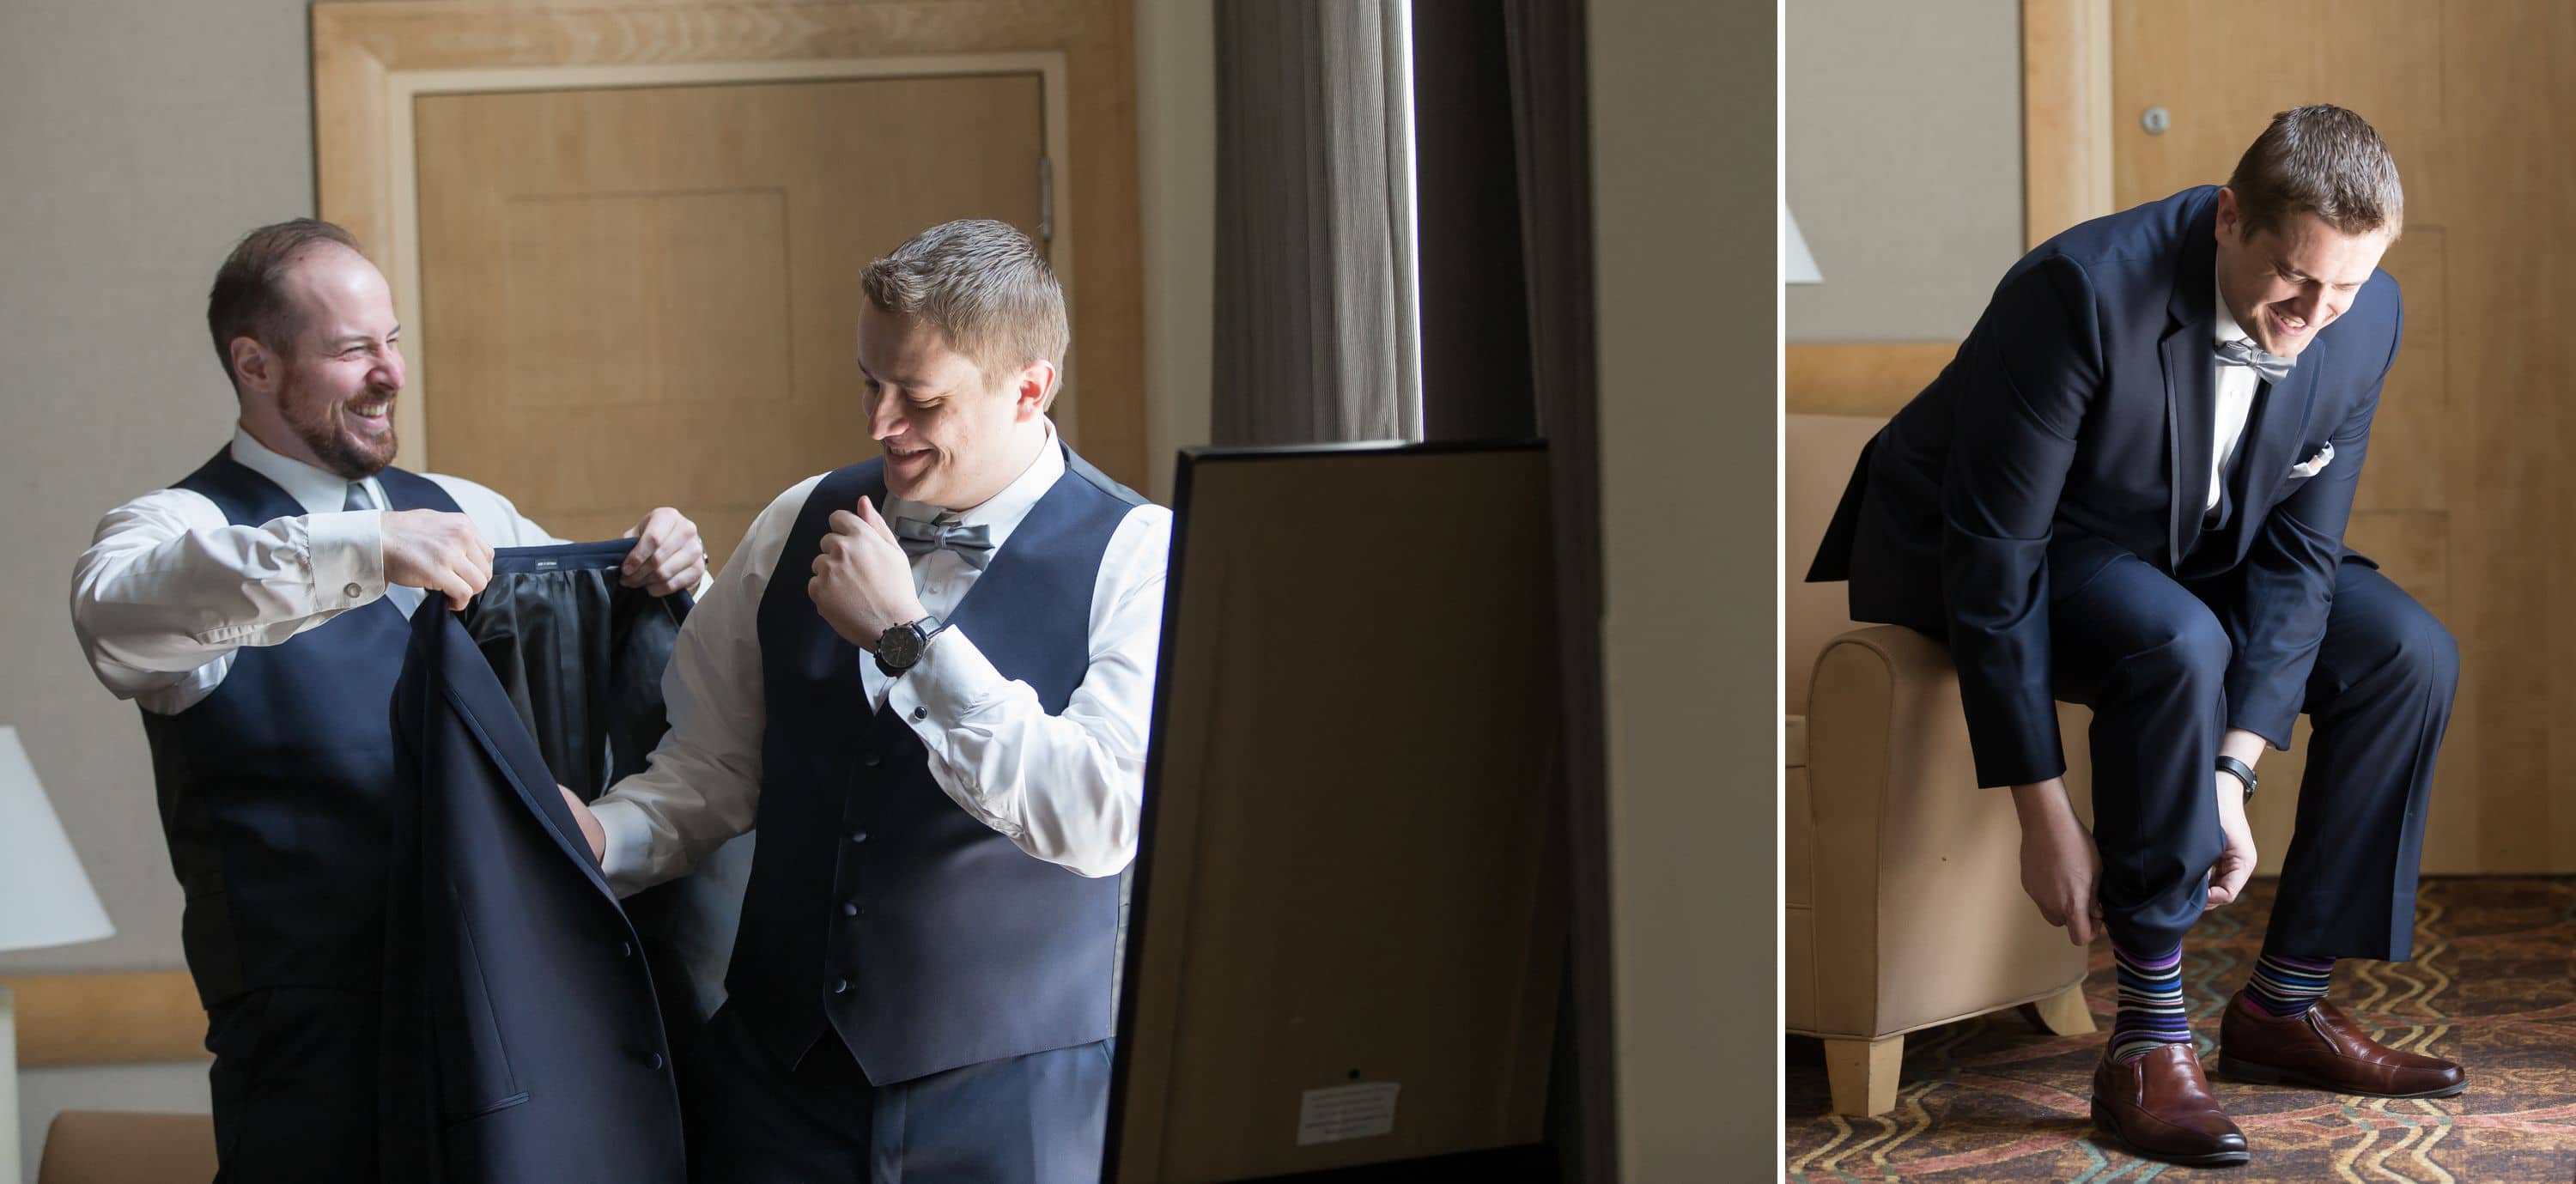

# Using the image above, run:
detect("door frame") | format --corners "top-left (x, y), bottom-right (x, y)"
top-left (312, 0), bottom-right (1145, 486)
top-left (2020, 0), bottom-right (2114, 249)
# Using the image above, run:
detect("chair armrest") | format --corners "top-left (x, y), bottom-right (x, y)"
top-left (1800, 626), bottom-right (2090, 1038)
top-left (38, 1110), bottom-right (217, 1184)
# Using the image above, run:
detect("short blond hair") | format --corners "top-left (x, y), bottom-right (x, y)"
top-left (860, 220), bottom-right (1067, 382)
top-left (2227, 105), bottom-right (2403, 242)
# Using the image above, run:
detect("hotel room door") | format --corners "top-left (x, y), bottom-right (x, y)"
top-left (412, 74), bottom-right (1048, 567)
top-left (2110, 1), bottom-right (2571, 874)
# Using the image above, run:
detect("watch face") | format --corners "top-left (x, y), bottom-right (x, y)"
top-left (881, 626), bottom-right (920, 667)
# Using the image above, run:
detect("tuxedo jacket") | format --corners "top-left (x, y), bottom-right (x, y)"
top-left (380, 546), bottom-right (689, 1183)
top-left (1807, 185), bottom-right (2403, 787)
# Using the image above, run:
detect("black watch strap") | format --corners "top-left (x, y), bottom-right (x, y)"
top-left (2215, 754), bottom-right (2257, 800)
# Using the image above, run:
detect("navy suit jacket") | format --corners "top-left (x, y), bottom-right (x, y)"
top-left (382, 601), bottom-right (686, 1182)
top-left (1807, 185), bottom-right (2403, 787)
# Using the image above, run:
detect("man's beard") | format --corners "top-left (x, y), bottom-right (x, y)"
top-left (283, 380), bottom-right (399, 480)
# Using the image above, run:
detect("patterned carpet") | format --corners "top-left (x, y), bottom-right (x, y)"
top-left (1786, 877), bottom-right (2576, 1182)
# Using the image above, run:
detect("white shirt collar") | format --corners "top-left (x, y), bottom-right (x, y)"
top-left (228, 425), bottom-right (375, 516)
top-left (2213, 274), bottom-right (2253, 348)
top-left (884, 420), bottom-right (1064, 545)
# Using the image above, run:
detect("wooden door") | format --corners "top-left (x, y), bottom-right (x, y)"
top-left (414, 74), bottom-right (1047, 564)
top-left (2112, 3), bottom-right (2572, 873)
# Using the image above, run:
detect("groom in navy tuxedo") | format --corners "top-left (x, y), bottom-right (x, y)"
top-left (1809, 104), bottom-right (2463, 1167)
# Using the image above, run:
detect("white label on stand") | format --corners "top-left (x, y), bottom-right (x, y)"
top-left (1297, 1082), bottom-right (1400, 1145)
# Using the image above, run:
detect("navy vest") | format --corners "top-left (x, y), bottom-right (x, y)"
top-left (140, 451), bottom-right (462, 1007)
top-left (727, 445), bottom-right (1145, 1084)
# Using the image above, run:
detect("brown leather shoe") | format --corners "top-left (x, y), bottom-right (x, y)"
top-left (2091, 1042), bottom-right (2250, 1167)
top-left (2218, 993), bottom-right (2467, 1098)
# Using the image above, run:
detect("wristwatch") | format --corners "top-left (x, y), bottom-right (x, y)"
top-left (2215, 755), bottom-right (2257, 802)
top-left (874, 615), bottom-right (948, 677)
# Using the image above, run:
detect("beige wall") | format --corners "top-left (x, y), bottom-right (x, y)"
top-left (0, 0), bottom-right (319, 979)
top-left (1590, 0), bottom-right (1775, 1175)
top-left (0, 0), bottom-right (313, 1164)
top-left (1134, 0), bottom-right (1215, 504)
top-left (1787, 0), bottom-right (2021, 342)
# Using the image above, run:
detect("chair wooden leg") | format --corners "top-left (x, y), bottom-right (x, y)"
top-left (2020, 982), bottom-right (2096, 1035)
top-left (1823, 1035), bottom-right (1904, 1116)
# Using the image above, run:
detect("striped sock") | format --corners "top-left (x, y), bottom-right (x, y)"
top-left (2111, 939), bottom-right (2191, 1062)
top-left (2242, 950), bottom-right (2335, 1017)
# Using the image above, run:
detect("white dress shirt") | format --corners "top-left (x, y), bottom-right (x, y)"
top-left (2208, 276), bottom-right (2263, 515)
top-left (587, 422), bottom-right (1172, 890)
top-left (70, 427), bottom-right (566, 715)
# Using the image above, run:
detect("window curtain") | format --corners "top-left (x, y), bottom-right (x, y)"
top-left (1210, 0), bottom-right (1423, 446)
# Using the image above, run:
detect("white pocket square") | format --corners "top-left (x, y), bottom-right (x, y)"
top-left (2288, 441), bottom-right (2336, 479)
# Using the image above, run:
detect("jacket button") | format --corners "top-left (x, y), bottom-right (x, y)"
top-left (849, 829), bottom-right (868, 845)
top-left (862, 752), bottom-right (881, 768)
top-left (647, 1052), bottom-right (665, 1071)
top-left (842, 902), bottom-right (860, 917)
top-left (831, 977), bottom-right (850, 994)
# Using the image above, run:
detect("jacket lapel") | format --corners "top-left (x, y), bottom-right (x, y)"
top-left (424, 608), bottom-right (626, 903)
top-left (2161, 208), bottom-right (2221, 568)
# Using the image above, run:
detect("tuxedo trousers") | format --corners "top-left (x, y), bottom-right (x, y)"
top-left (684, 1001), bottom-right (1112, 1184)
top-left (207, 987), bottom-right (379, 1182)
top-left (2046, 549), bottom-right (2456, 958)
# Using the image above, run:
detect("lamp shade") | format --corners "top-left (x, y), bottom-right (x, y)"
top-left (0, 726), bottom-right (112, 953)
top-left (1784, 204), bottom-right (1822, 285)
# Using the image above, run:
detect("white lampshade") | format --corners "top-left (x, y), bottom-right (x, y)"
top-left (0, 727), bottom-right (112, 953)
top-left (1784, 204), bottom-right (1822, 285)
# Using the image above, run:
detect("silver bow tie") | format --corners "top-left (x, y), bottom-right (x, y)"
top-left (892, 516), bottom-right (995, 570)
top-left (2214, 337), bottom-right (2295, 384)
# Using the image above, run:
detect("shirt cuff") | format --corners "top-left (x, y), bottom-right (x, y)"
top-left (589, 795), bottom-right (657, 894)
top-left (2226, 707), bottom-right (2298, 755)
top-left (307, 508), bottom-right (385, 610)
top-left (885, 628), bottom-right (1008, 736)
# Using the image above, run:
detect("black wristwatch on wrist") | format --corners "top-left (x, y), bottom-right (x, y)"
top-left (874, 615), bottom-right (948, 677)
top-left (2215, 755), bottom-right (2257, 802)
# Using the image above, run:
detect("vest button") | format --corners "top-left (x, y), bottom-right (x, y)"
top-left (862, 752), bottom-right (881, 768)
top-left (849, 829), bottom-right (869, 845)
top-left (647, 1052), bottom-right (665, 1071)
top-left (842, 902), bottom-right (860, 917)
top-left (831, 977), bottom-right (850, 994)
top-left (912, 706), bottom-right (928, 722)
top-left (619, 941), bottom-right (634, 958)
top-left (345, 582), bottom-right (363, 599)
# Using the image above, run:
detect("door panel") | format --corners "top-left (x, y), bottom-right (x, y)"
top-left (2113, 2), bottom-right (2575, 872)
top-left (415, 74), bottom-right (1047, 564)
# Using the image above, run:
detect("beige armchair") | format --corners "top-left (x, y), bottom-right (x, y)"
top-left (1785, 413), bottom-right (2096, 1116)
top-left (36, 1111), bottom-right (215, 1184)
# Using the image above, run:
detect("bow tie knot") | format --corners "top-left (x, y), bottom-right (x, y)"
top-left (2214, 337), bottom-right (2295, 384)
top-left (891, 516), bottom-right (996, 570)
